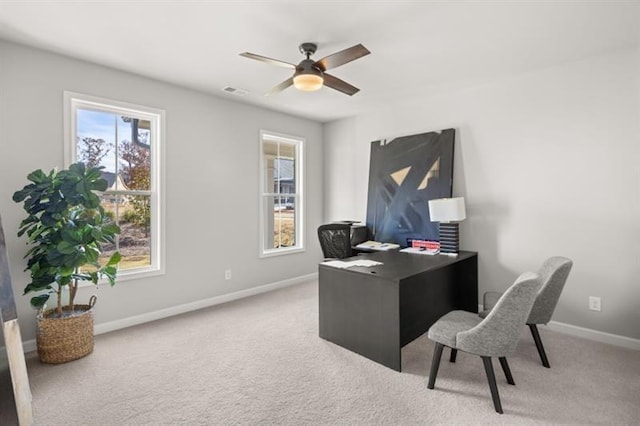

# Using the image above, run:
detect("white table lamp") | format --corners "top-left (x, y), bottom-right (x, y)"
top-left (428, 197), bottom-right (466, 255)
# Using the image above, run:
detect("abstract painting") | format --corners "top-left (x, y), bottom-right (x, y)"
top-left (365, 128), bottom-right (455, 246)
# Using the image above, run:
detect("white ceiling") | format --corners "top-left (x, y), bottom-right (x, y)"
top-left (0, 1), bottom-right (638, 123)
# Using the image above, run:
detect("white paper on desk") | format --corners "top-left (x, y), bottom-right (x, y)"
top-left (400, 247), bottom-right (439, 255)
top-left (355, 241), bottom-right (400, 251)
top-left (322, 259), bottom-right (383, 269)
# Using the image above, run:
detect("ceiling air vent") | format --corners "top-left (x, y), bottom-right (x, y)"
top-left (222, 86), bottom-right (248, 96)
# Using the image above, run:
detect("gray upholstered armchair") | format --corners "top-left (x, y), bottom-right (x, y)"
top-left (480, 256), bottom-right (573, 367)
top-left (427, 272), bottom-right (542, 414)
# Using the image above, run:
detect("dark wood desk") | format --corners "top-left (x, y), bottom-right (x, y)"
top-left (318, 250), bottom-right (478, 371)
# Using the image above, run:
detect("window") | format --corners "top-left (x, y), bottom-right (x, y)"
top-left (64, 92), bottom-right (164, 279)
top-left (260, 131), bottom-right (304, 257)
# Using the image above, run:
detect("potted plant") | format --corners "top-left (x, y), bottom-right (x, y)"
top-left (13, 162), bottom-right (121, 364)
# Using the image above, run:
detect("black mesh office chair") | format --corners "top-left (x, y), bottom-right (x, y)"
top-left (317, 223), bottom-right (352, 259)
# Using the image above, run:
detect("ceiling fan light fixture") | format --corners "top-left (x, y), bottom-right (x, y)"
top-left (240, 42), bottom-right (369, 96)
top-left (293, 73), bottom-right (324, 91)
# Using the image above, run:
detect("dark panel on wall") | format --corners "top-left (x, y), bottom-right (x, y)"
top-left (0, 324), bottom-right (18, 426)
top-left (0, 215), bottom-right (17, 322)
top-left (0, 214), bottom-right (18, 425)
top-left (366, 129), bottom-right (455, 246)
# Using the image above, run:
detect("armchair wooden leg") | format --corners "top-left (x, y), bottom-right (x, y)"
top-left (449, 348), bottom-right (457, 363)
top-left (528, 324), bottom-right (550, 368)
top-left (481, 356), bottom-right (503, 414)
top-left (499, 357), bottom-right (515, 385)
top-left (428, 343), bottom-right (444, 389)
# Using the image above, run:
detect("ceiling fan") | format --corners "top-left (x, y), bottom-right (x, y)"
top-left (240, 42), bottom-right (370, 96)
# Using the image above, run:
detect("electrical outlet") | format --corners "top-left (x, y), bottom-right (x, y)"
top-left (225, 269), bottom-right (232, 280)
top-left (589, 296), bottom-right (601, 312)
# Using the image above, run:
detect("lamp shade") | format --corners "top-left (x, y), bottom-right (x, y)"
top-left (293, 74), bottom-right (323, 91)
top-left (428, 197), bottom-right (466, 222)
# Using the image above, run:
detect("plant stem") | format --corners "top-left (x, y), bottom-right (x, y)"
top-left (69, 276), bottom-right (78, 312)
top-left (56, 287), bottom-right (62, 316)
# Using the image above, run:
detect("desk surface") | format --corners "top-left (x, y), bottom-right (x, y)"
top-left (320, 250), bottom-right (477, 281)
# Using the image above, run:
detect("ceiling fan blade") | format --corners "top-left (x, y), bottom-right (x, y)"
top-left (266, 77), bottom-right (294, 96)
top-left (323, 73), bottom-right (360, 96)
top-left (314, 44), bottom-right (370, 71)
top-left (239, 52), bottom-right (296, 69)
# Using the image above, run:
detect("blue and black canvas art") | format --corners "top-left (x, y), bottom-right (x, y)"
top-left (365, 128), bottom-right (455, 246)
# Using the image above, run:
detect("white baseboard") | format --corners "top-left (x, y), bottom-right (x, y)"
top-left (475, 304), bottom-right (640, 351)
top-left (16, 279), bottom-right (639, 354)
top-left (546, 320), bottom-right (640, 351)
top-left (19, 273), bottom-right (318, 354)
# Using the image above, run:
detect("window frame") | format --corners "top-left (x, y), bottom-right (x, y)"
top-left (63, 91), bottom-right (166, 281)
top-left (259, 130), bottom-right (305, 258)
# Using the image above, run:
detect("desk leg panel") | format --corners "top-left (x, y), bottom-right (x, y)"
top-left (319, 267), bottom-right (401, 371)
top-left (453, 254), bottom-right (479, 313)
top-left (400, 255), bottom-right (479, 346)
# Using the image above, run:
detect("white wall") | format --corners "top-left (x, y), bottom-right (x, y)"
top-left (0, 41), bottom-right (324, 341)
top-left (324, 47), bottom-right (640, 340)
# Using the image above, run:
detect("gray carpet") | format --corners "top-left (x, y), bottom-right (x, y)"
top-left (24, 281), bottom-right (640, 425)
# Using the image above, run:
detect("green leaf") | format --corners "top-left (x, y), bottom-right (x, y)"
top-left (85, 166), bottom-right (103, 181)
top-left (58, 275), bottom-right (72, 286)
top-left (86, 192), bottom-right (100, 208)
top-left (68, 162), bottom-right (85, 176)
top-left (30, 294), bottom-right (50, 308)
top-left (91, 228), bottom-right (103, 240)
top-left (30, 269), bottom-right (56, 285)
top-left (102, 267), bottom-right (117, 286)
top-left (92, 177), bottom-right (108, 192)
top-left (106, 252), bottom-right (122, 266)
top-left (26, 169), bottom-right (47, 184)
top-left (62, 251), bottom-right (84, 268)
top-left (24, 282), bottom-right (48, 294)
top-left (84, 247), bottom-right (99, 263)
top-left (58, 265), bottom-right (75, 277)
top-left (57, 240), bottom-right (77, 254)
top-left (12, 188), bottom-right (31, 202)
top-left (103, 265), bottom-right (117, 276)
top-left (46, 250), bottom-right (66, 265)
top-left (19, 215), bottom-right (38, 228)
top-left (62, 228), bottom-right (83, 244)
top-left (102, 223), bottom-right (120, 236)
top-left (75, 180), bottom-right (89, 198)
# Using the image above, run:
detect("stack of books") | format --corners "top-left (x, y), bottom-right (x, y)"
top-left (400, 239), bottom-right (441, 255)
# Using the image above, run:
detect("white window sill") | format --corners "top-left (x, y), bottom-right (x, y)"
top-left (260, 247), bottom-right (306, 258)
top-left (74, 266), bottom-right (165, 288)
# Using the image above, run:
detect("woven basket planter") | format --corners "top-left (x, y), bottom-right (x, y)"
top-left (36, 297), bottom-right (96, 364)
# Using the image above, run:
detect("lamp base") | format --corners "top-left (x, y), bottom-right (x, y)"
top-left (438, 223), bottom-right (460, 254)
